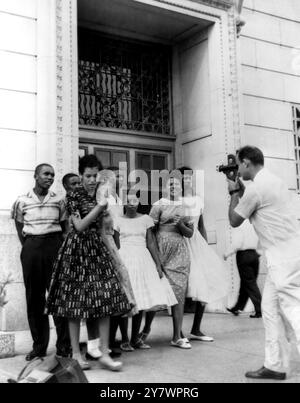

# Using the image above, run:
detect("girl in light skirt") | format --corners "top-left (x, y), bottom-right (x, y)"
top-left (114, 194), bottom-right (177, 350)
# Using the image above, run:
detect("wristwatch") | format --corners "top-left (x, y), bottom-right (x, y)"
top-left (229, 189), bottom-right (240, 196)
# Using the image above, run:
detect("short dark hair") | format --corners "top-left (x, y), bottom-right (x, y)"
top-left (124, 191), bottom-right (143, 214)
top-left (237, 146), bottom-right (264, 166)
top-left (62, 173), bottom-right (79, 190)
top-left (34, 164), bottom-right (53, 177)
top-left (79, 155), bottom-right (103, 175)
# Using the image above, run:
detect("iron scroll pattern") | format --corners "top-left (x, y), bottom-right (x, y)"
top-left (78, 33), bottom-right (171, 135)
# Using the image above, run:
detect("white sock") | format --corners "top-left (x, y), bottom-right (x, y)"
top-left (87, 338), bottom-right (102, 359)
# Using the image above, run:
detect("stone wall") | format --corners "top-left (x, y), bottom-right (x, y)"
top-left (0, 0), bottom-right (79, 331)
top-left (0, 0), bottom-right (38, 331)
top-left (240, 0), bottom-right (300, 287)
top-left (241, 0), bottom-right (300, 191)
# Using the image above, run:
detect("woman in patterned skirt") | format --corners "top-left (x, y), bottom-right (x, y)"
top-left (179, 167), bottom-right (229, 343)
top-left (150, 177), bottom-right (194, 349)
top-left (45, 155), bottom-right (131, 371)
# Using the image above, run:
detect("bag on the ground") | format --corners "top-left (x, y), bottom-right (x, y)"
top-left (9, 355), bottom-right (89, 383)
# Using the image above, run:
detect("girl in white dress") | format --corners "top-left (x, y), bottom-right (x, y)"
top-left (114, 194), bottom-right (177, 350)
top-left (180, 167), bottom-right (230, 342)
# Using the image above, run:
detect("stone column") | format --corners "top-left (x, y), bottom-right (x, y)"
top-left (37, 0), bottom-right (79, 195)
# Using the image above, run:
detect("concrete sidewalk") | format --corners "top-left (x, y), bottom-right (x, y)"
top-left (0, 313), bottom-right (299, 383)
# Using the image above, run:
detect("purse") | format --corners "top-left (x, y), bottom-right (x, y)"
top-left (9, 355), bottom-right (89, 384)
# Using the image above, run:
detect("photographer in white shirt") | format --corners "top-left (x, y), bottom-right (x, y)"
top-left (227, 146), bottom-right (300, 381)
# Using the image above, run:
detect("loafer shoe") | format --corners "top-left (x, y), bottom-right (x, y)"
top-left (227, 308), bottom-right (239, 316)
top-left (25, 351), bottom-right (46, 362)
top-left (99, 356), bottom-right (123, 372)
top-left (245, 367), bottom-right (286, 381)
top-left (250, 313), bottom-right (262, 319)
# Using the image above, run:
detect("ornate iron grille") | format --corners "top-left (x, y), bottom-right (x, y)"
top-left (78, 30), bottom-right (171, 135)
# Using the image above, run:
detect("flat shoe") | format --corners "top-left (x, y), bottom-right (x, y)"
top-left (25, 351), bottom-right (46, 362)
top-left (250, 313), bottom-right (262, 319)
top-left (132, 340), bottom-right (151, 350)
top-left (170, 339), bottom-right (192, 349)
top-left (86, 351), bottom-right (102, 361)
top-left (109, 350), bottom-right (122, 358)
top-left (120, 342), bottom-right (135, 352)
top-left (190, 334), bottom-right (214, 342)
top-left (73, 353), bottom-right (91, 371)
top-left (245, 367), bottom-right (286, 381)
top-left (99, 356), bottom-right (123, 372)
top-left (227, 308), bottom-right (239, 316)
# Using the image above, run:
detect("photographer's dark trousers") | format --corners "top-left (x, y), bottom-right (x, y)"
top-left (233, 250), bottom-right (262, 314)
top-left (21, 233), bottom-right (70, 355)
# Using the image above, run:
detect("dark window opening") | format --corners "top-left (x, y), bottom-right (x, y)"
top-left (78, 29), bottom-right (172, 135)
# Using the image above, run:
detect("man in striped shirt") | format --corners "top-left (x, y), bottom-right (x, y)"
top-left (12, 164), bottom-right (71, 361)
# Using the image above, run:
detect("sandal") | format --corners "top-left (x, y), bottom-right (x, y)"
top-left (120, 342), bottom-right (135, 352)
top-left (170, 339), bottom-right (192, 349)
top-left (132, 340), bottom-right (151, 350)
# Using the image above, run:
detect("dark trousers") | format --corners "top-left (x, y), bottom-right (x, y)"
top-left (21, 233), bottom-right (70, 354)
top-left (233, 250), bottom-right (262, 314)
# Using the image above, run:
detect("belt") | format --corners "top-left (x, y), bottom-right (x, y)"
top-left (237, 249), bottom-right (257, 253)
top-left (70, 227), bottom-right (98, 233)
top-left (159, 225), bottom-right (181, 235)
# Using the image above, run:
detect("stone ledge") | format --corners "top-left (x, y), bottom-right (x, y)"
top-left (0, 284), bottom-right (28, 332)
top-left (0, 332), bottom-right (15, 359)
top-left (0, 215), bottom-right (17, 236)
top-left (0, 235), bottom-right (23, 283)
top-left (191, 0), bottom-right (233, 9)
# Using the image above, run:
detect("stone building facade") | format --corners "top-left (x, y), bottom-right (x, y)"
top-left (0, 0), bottom-right (300, 331)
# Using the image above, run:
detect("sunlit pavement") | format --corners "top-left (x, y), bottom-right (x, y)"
top-left (1, 312), bottom-right (299, 383)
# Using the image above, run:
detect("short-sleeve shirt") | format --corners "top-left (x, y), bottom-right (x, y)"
top-left (235, 169), bottom-right (300, 250)
top-left (11, 190), bottom-right (67, 236)
top-left (150, 198), bottom-right (192, 227)
top-left (114, 215), bottom-right (154, 248)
